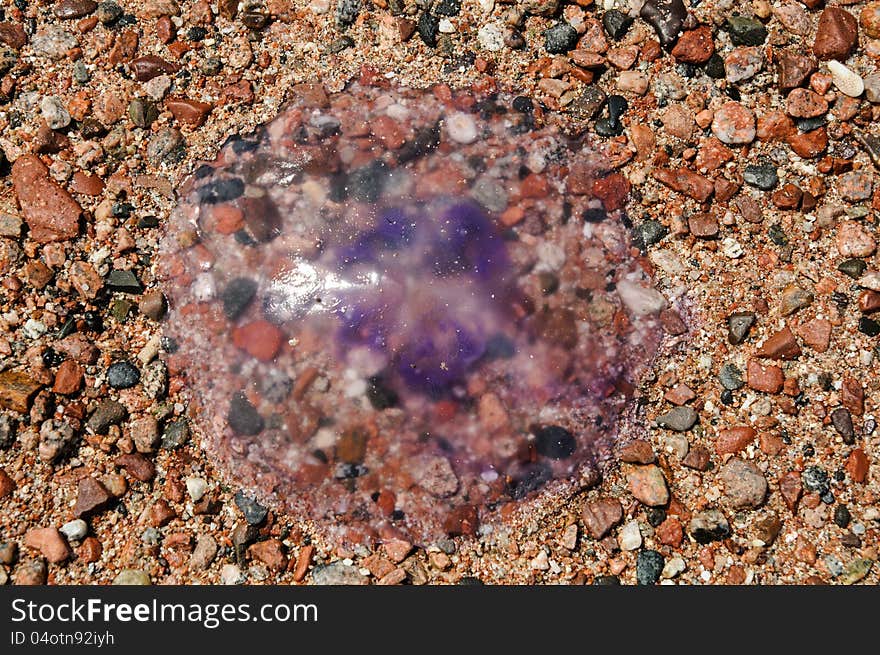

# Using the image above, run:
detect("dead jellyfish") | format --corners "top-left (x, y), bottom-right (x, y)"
top-left (161, 78), bottom-right (671, 544)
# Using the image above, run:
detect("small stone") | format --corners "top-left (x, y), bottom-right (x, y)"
top-left (186, 477), bottom-right (207, 502)
top-left (544, 22), bottom-right (578, 54)
top-left (626, 464), bottom-right (669, 507)
top-left (655, 406), bottom-right (698, 432)
top-left (40, 96), bottom-right (71, 130)
top-left (716, 426), bottom-right (757, 455)
top-left (220, 564), bottom-right (243, 584)
top-left (747, 359), bottom-right (784, 394)
top-left (107, 361), bottom-right (140, 389)
top-left (779, 284), bottom-right (813, 316)
top-left (54, 0), bottom-right (98, 19)
top-left (802, 465), bottom-right (830, 495)
top-left (0, 468), bottom-right (14, 498)
top-left (619, 520), bottom-right (642, 551)
top-left (114, 453), bottom-right (156, 482)
top-left (618, 439), bottom-right (656, 464)
top-left (53, 360), bottom-right (83, 395)
top-left (743, 163), bottom-right (779, 190)
top-left (312, 561), bottom-right (370, 585)
top-left (581, 498), bottom-right (623, 539)
top-left (24, 527), bottom-right (70, 563)
top-left (112, 569), bottom-right (151, 585)
top-left (652, 167), bottom-right (714, 202)
top-left (814, 7), bottom-right (858, 61)
top-left (727, 311), bottom-right (755, 345)
top-left (727, 15), bottom-right (767, 46)
top-left (0, 371), bottom-right (43, 414)
top-left (836, 221), bottom-right (876, 257)
top-left (74, 477), bottom-right (111, 517)
top-left (138, 291), bottom-right (167, 320)
top-left (682, 444), bottom-right (711, 470)
top-left (688, 509), bottom-right (730, 543)
top-left (636, 550), bottom-right (664, 585)
top-left (640, 0), bottom-right (687, 48)
top-left (234, 491), bottom-right (268, 525)
top-left (96, 2), bottom-right (122, 24)
top-left (190, 535), bottom-right (218, 570)
top-left (671, 25), bottom-right (714, 64)
top-left (13, 560), bottom-right (47, 586)
top-left (166, 97), bottom-right (213, 128)
top-left (634, 220), bottom-right (667, 249)
top-left (846, 449), bottom-right (869, 483)
top-left (131, 416), bottom-right (159, 453)
top-left (86, 399), bottom-right (126, 434)
top-left (827, 60), bottom-right (864, 98)
top-left (831, 408), bottom-right (855, 444)
top-left (786, 88), bottom-right (829, 119)
top-left (777, 52), bottom-right (818, 90)
top-left (839, 259), bottom-right (867, 279)
top-left (31, 27), bottom-right (77, 60)
top-left (712, 102), bottom-right (756, 145)
top-left (603, 10), bottom-right (633, 41)
top-left (756, 327), bottom-right (801, 360)
top-left (227, 393), bottom-right (265, 436)
top-left (725, 47), bottom-right (763, 83)
top-left (840, 559), bottom-right (873, 585)
top-left (11, 155), bottom-right (81, 243)
top-left (59, 519), bottom-right (87, 541)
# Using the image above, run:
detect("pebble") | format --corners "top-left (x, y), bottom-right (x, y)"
top-left (31, 27), bottom-right (77, 60)
top-left (581, 498), bottom-right (623, 539)
top-left (603, 9), bottom-right (633, 41)
top-left (779, 284), bottom-right (813, 316)
top-left (786, 88), bottom-right (828, 118)
top-left (636, 550), bottom-right (664, 585)
top-left (712, 102), bottom-right (756, 145)
top-left (640, 0), bottom-right (686, 48)
top-left (186, 476), bottom-right (208, 502)
top-left (725, 47), bottom-right (763, 83)
top-left (544, 22), bottom-right (579, 54)
top-left (721, 458), bottom-right (767, 509)
top-left (190, 535), bottom-right (218, 570)
top-left (54, 0), bottom-right (98, 20)
top-left (13, 560), bottom-right (47, 586)
top-left (619, 520), bottom-right (642, 551)
top-left (221, 563), bottom-right (244, 585)
top-left (311, 561), bottom-right (369, 585)
top-left (445, 112), bottom-right (478, 144)
top-left (107, 361), bottom-right (140, 389)
top-left (743, 163), bottom-right (779, 190)
top-left (11, 155), bottom-right (81, 243)
top-left (814, 7), bottom-right (859, 61)
top-left (626, 464), bottom-right (669, 506)
top-left (671, 25), bottom-right (714, 64)
top-left (688, 509), bottom-right (731, 543)
top-left (655, 406), bottom-right (698, 432)
top-left (836, 220), bottom-right (877, 257)
top-left (166, 97), bottom-right (213, 128)
top-left (777, 52), bottom-right (818, 90)
top-left (96, 1), bottom-right (122, 24)
top-left (727, 15), bottom-right (767, 46)
top-left (727, 311), bottom-right (755, 345)
top-left (616, 71), bottom-right (649, 95)
top-left (115, 453), bottom-right (156, 482)
top-left (662, 557), bottom-right (686, 579)
top-left (756, 327), bottom-right (801, 360)
top-left (840, 559), bottom-right (873, 585)
top-left (477, 23), bottom-right (504, 52)
top-left (112, 569), bottom-right (151, 585)
top-left (234, 491), bottom-right (268, 525)
top-left (40, 96), bottom-right (71, 130)
top-left (74, 477), bottom-right (112, 516)
top-left (60, 519), bottom-right (88, 541)
top-left (24, 527), bottom-right (70, 563)
top-left (0, 371), bottom-right (42, 414)
top-left (827, 60), bottom-right (864, 98)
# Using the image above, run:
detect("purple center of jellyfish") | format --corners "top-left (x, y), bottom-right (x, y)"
top-left (272, 200), bottom-right (513, 397)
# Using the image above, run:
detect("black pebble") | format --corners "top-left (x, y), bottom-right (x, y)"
top-left (640, 0), bottom-right (687, 49)
top-left (227, 393), bottom-right (265, 436)
top-left (83, 311), bottom-right (103, 333)
top-left (336, 0), bottom-right (361, 26)
top-left (602, 9), bottom-right (633, 40)
top-left (222, 277), bottom-right (258, 320)
top-left (544, 22), bottom-right (579, 54)
top-left (858, 317), bottom-right (880, 337)
top-left (42, 348), bottom-right (64, 368)
top-left (583, 207), bottom-right (607, 223)
top-left (434, 0), bottom-right (460, 16)
top-left (366, 376), bottom-right (399, 410)
top-left (512, 96), bottom-right (534, 114)
top-left (743, 163), bottom-right (778, 190)
top-left (534, 425), bottom-right (576, 460)
top-left (107, 269), bottom-right (143, 293)
top-left (417, 12), bottom-right (440, 47)
top-left (647, 507), bottom-right (667, 527)
top-left (636, 550), bottom-right (665, 585)
top-left (704, 53), bottom-right (725, 78)
top-left (802, 465), bottom-right (829, 495)
top-left (593, 575), bottom-right (620, 585)
top-left (107, 361), bottom-right (140, 389)
top-left (838, 259), bottom-right (866, 279)
top-left (833, 505), bottom-right (851, 528)
top-left (198, 177), bottom-right (245, 205)
top-left (234, 491), bottom-right (268, 525)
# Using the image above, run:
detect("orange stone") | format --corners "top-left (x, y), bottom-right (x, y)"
top-left (716, 426), bottom-right (757, 455)
top-left (846, 449), bottom-right (869, 483)
top-left (233, 320), bottom-right (284, 362)
top-left (53, 359), bottom-right (84, 395)
top-left (747, 360), bottom-right (784, 393)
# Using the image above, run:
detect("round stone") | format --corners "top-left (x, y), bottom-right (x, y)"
top-left (711, 102), bottom-right (756, 145)
top-left (106, 361), bottom-right (140, 389)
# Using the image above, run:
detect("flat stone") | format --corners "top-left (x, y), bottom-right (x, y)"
top-left (618, 439), bottom-right (656, 464)
top-left (725, 47), bottom-right (763, 83)
top-left (655, 406), bottom-right (698, 431)
top-left (53, 360), bottom-right (84, 395)
top-left (777, 52), bottom-right (817, 90)
top-left (24, 527), bottom-right (70, 563)
top-left (311, 561), bottom-right (369, 585)
top-left (846, 449), bottom-right (869, 483)
top-left (779, 284), bottom-right (813, 316)
top-left (682, 444), bottom-right (711, 470)
top-left (786, 88), bottom-right (829, 118)
top-left (626, 464), bottom-right (669, 506)
top-left (795, 318), bottom-right (832, 352)
top-left (814, 7), bottom-right (858, 61)
top-left (727, 15), bottom-right (767, 46)
top-left (74, 477), bottom-right (112, 517)
top-left (581, 498), bottom-right (623, 539)
top-left (836, 221), bottom-right (876, 257)
top-left (712, 102), bottom-right (756, 145)
top-left (747, 359), bottom-right (784, 394)
top-left (0, 371), bottom-right (42, 414)
top-left (756, 327), bottom-right (802, 360)
top-left (652, 167), bottom-right (714, 201)
top-left (721, 458), bottom-right (767, 509)
top-left (671, 25), bottom-right (714, 63)
top-left (166, 97), bottom-right (213, 128)
top-left (727, 311), bottom-right (755, 345)
top-left (115, 453), bottom-right (156, 482)
top-left (716, 426), bottom-right (757, 455)
top-left (249, 539), bottom-right (287, 571)
top-left (11, 155), bottom-right (81, 243)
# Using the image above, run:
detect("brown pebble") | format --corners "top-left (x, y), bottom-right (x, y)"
top-left (618, 439), bottom-right (656, 464)
top-left (670, 25), bottom-right (714, 64)
top-left (74, 477), bottom-right (112, 517)
top-left (148, 499), bottom-right (176, 527)
top-left (747, 359), bottom-right (784, 394)
top-left (813, 7), bottom-right (859, 61)
top-left (166, 97), bottom-right (213, 128)
top-left (249, 539), bottom-right (287, 571)
top-left (846, 449), bottom-right (869, 483)
top-left (795, 318), bottom-right (832, 352)
top-left (756, 327), bottom-right (802, 360)
top-left (581, 498), bottom-right (623, 539)
top-left (779, 471), bottom-right (803, 512)
top-left (716, 426), bottom-right (757, 455)
top-left (682, 444), bottom-right (711, 470)
top-left (0, 370), bottom-right (43, 414)
top-left (77, 537), bottom-right (102, 563)
top-left (24, 527), bottom-right (71, 563)
top-left (54, 0), bottom-right (98, 20)
top-left (625, 464), bottom-right (669, 507)
top-left (0, 468), bottom-right (14, 498)
top-left (292, 544), bottom-right (315, 582)
top-left (11, 155), bottom-right (82, 243)
top-left (115, 453), bottom-right (156, 482)
top-left (777, 51), bottom-right (817, 90)
top-left (13, 560), bottom-right (47, 586)
top-left (841, 376), bottom-right (864, 416)
top-left (0, 22), bottom-right (27, 50)
top-left (69, 171), bottom-right (105, 196)
top-left (652, 167), bottom-right (715, 202)
top-left (53, 360), bottom-right (84, 395)
top-left (129, 55), bottom-right (180, 82)
top-left (688, 213), bottom-right (719, 239)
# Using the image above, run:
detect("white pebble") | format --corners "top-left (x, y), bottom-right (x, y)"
top-left (438, 18), bottom-right (455, 34)
top-left (858, 271), bottom-right (880, 291)
top-left (60, 519), bottom-right (88, 542)
top-left (23, 319), bottom-right (47, 339)
top-left (185, 476), bottom-right (208, 502)
top-left (618, 520), bottom-right (642, 551)
top-left (662, 556), bottom-right (686, 579)
top-left (478, 0), bottom-right (495, 13)
top-left (722, 237), bottom-right (744, 258)
top-left (445, 112), bottom-right (478, 144)
top-left (221, 564), bottom-right (244, 585)
top-left (40, 95), bottom-right (71, 130)
top-left (827, 60), bottom-right (864, 98)
top-left (477, 22), bottom-right (505, 52)
top-left (616, 279), bottom-right (667, 316)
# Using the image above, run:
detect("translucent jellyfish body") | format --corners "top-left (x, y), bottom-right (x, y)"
top-left (162, 79), bottom-right (669, 543)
